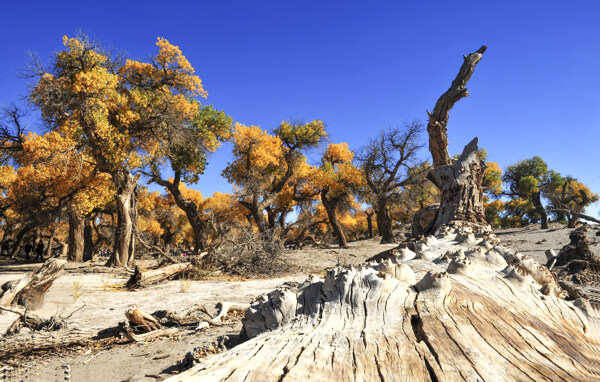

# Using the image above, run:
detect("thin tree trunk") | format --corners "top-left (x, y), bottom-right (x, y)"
top-left (156, 174), bottom-right (207, 253)
top-left (321, 190), bottom-right (348, 248)
top-left (67, 208), bottom-right (84, 263)
top-left (11, 228), bottom-right (27, 259)
top-left (376, 200), bottom-right (395, 244)
top-left (44, 229), bottom-right (55, 259)
top-left (532, 192), bottom-right (549, 229)
top-left (106, 171), bottom-right (141, 268)
top-left (365, 212), bottom-right (374, 239)
top-left (83, 216), bottom-right (94, 261)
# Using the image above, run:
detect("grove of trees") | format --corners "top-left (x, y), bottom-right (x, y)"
top-left (0, 35), bottom-right (597, 270)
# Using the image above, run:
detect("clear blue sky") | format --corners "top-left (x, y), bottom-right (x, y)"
top-left (2, 1), bottom-right (599, 216)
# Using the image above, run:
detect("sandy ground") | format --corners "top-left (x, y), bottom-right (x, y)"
top-left (0, 226), bottom-right (598, 381)
top-left (495, 222), bottom-right (600, 264)
top-left (0, 237), bottom-right (397, 381)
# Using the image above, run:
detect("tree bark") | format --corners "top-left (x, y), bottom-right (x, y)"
top-left (427, 46), bottom-right (487, 167)
top-left (106, 171), bottom-right (141, 268)
top-left (428, 138), bottom-right (488, 230)
top-left (67, 208), bottom-right (85, 262)
top-left (376, 198), bottom-right (395, 244)
top-left (320, 190), bottom-right (348, 248)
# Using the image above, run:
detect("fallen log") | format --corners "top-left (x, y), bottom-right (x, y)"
top-left (126, 263), bottom-right (190, 289)
top-left (0, 258), bottom-right (66, 309)
top-left (0, 329), bottom-right (98, 360)
top-left (169, 224), bottom-right (600, 381)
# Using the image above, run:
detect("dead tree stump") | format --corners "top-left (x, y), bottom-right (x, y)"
top-left (0, 258), bottom-right (66, 309)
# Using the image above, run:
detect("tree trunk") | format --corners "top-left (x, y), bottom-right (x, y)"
top-left (67, 208), bottom-right (85, 263)
top-left (11, 228), bottom-right (27, 259)
top-left (172, 227), bottom-right (600, 381)
top-left (365, 211), bottom-right (374, 238)
top-left (126, 263), bottom-right (190, 289)
top-left (428, 138), bottom-right (488, 231)
top-left (106, 171), bottom-right (141, 268)
top-left (567, 213), bottom-right (575, 228)
top-left (320, 190), bottom-right (348, 248)
top-left (243, 198), bottom-right (270, 236)
top-left (532, 192), bottom-right (549, 229)
top-left (83, 217), bottom-right (94, 261)
top-left (159, 176), bottom-right (207, 253)
top-left (0, 258), bottom-right (66, 309)
top-left (44, 229), bottom-right (55, 259)
top-left (376, 199), bottom-right (395, 244)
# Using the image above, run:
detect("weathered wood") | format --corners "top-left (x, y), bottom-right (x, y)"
top-left (125, 305), bottom-right (162, 332)
top-left (170, 225), bottom-right (600, 381)
top-left (427, 138), bottom-right (488, 230)
top-left (0, 329), bottom-right (97, 360)
top-left (126, 263), bottom-right (190, 289)
top-left (120, 322), bottom-right (178, 343)
top-left (427, 46), bottom-right (486, 167)
top-left (0, 258), bottom-right (66, 309)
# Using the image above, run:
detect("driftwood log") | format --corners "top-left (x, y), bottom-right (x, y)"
top-left (0, 329), bottom-right (98, 359)
top-left (126, 263), bottom-right (190, 289)
top-left (169, 224), bottom-right (600, 381)
top-left (0, 258), bottom-right (66, 309)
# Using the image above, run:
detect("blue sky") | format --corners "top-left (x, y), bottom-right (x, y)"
top-left (2, 1), bottom-right (599, 216)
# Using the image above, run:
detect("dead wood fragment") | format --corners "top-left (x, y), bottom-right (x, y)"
top-left (126, 263), bottom-right (190, 289)
top-left (125, 305), bottom-right (162, 332)
top-left (119, 321), bottom-right (178, 343)
top-left (0, 258), bottom-right (66, 309)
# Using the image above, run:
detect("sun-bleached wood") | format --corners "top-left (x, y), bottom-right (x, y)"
top-left (169, 225), bottom-right (600, 382)
top-left (0, 258), bottom-right (66, 309)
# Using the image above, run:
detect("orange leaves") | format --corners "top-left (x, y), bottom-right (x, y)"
top-left (33, 35), bottom-right (210, 176)
top-left (311, 143), bottom-right (364, 199)
top-left (223, 123), bottom-right (285, 185)
top-left (323, 143), bottom-right (353, 164)
top-left (483, 161), bottom-right (502, 196)
top-left (154, 37), bottom-right (207, 98)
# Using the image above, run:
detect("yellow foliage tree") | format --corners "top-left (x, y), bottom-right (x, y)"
top-left (223, 120), bottom-right (326, 236)
top-left (30, 34), bottom-right (207, 267)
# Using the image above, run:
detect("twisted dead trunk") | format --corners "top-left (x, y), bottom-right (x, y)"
top-left (421, 46), bottom-right (488, 233)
